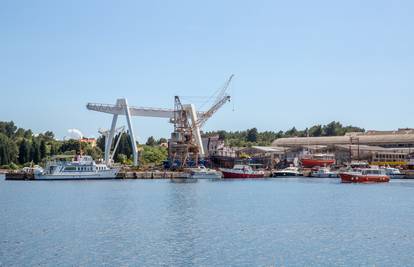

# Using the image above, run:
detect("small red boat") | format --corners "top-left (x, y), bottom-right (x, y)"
top-left (220, 165), bottom-right (265, 178)
top-left (301, 153), bottom-right (335, 168)
top-left (339, 168), bottom-right (390, 183)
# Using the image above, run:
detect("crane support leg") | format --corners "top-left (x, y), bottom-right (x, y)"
top-left (184, 104), bottom-right (205, 157)
top-left (105, 113), bottom-right (118, 165)
top-left (122, 99), bottom-right (139, 166)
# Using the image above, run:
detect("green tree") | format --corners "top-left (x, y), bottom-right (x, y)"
top-left (60, 139), bottom-right (81, 154)
top-left (246, 128), bottom-right (258, 142)
top-left (40, 140), bottom-right (47, 159)
top-left (30, 139), bottom-right (41, 164)
top-left (50, 142), bottom-right (59, 156)
top-left (24, 129), bottom-right (33, 139)
top-left (217, 130), bottom-right (227, 140)
top-left (116, 153), bottom-right (128, 164)
top-left (323, 121), bottom-right (340, 136)
top-left (44, 131), bottom-right (55, 140)
top-left (0, 121), bottom-right (17, 138)
top-left (284, 127), bottom-right (298, 137)
top-left (96, 135), bottom-right (105, 151)
top-left (309, 125), bottom-right (323, 137)
top-left (146, 136), bottom-right (156, 146)
top-left (114, 133), bottom-right (133, 160)
top-left (15, 128), bottom-right (25, 138)
top-left (18, 140), bottom-right (31, 164)
top-left (0, 133), bottom-right (18, 165)
top-left (84, 146), bottom-right (103, 160)
top-left (140, 146), bottom-right (167, 165)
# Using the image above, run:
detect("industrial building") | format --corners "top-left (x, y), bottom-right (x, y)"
top-left (272, 129), bottom-right (414, 148)
top-left (270, 129), bottom-right (414, 166)
top-left (201, 129), bottom-right (414, 169)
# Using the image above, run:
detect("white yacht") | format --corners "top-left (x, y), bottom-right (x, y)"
top-left (272, 166), bottom-right (303, 177)
top-left (186, 166), bottom-right (222, 179)
top-left (35, 155), bottom-right (119, 180)
top-left (311, 167), bottom-right (338, 178)
top-left (384, 167), bottom-right (405, 179)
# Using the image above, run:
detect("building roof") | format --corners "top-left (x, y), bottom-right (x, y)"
top-left (272, 134), bottom-right (414, 146)
top-left (239, 146), bottom-right (289, 154)
top-left (252, 146), bottom-right (287, 153)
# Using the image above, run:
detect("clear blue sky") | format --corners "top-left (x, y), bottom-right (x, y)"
top-left (1, 0), bottom-right (413, 142)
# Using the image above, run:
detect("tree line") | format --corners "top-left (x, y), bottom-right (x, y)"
top-left (204, 121), bottom-right (365, 147)
top-left (0, 121), bottom-right (102, 169)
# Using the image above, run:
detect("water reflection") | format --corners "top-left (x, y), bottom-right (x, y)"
top-left (163, 182), bottom-right (200, 266)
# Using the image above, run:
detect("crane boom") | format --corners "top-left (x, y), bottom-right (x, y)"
top-left (86, 103), bottom-right (205, 119)
top-left (214, 74), bottom-right (234, 103)
top-left (196, 74), bottom-right (234, 127)
top-left (197, 95), bottom-right (230, 128)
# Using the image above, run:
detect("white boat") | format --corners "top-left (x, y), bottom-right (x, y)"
top-left (35, 155), bottom-right (119, 180)
top-left (384, 167), bottom-right (405, 179)
top-left (273, 167), bottom-right (302, 177)
top-left (186, 166), bottom-right (222, 179)
top-left (311, 167), bottom-right (338, 178)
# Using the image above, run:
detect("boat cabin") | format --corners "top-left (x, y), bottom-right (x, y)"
top-left (360, 169), bottom-right (386, 176)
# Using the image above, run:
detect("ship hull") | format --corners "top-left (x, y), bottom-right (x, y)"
top-left (311, 173), bottom-right (338, 178)
top-left (273, 172), bottom-right (302, 177)
top-left (221, 171), bottom-right (265, 179)
top-left (301, 159), bottom-right (335, 168)
top-left (35, 170), bottom-right (119, 180)
top-left (339, 173), bottom-right (389, 183)
top-left (388, 174), bottom-right (405, 179)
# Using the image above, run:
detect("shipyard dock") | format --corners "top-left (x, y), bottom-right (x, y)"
top-left (4, 171), bottom-right (203, 180)
top-left (4, 170), bottom-right (273, 180)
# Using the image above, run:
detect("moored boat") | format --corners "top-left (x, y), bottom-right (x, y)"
top-left (339, 168), bottom-right (389, 183)
top-left (35, 155), bottom-right (119, 180)
top-left (185, 166), bottom-right (222, 179)
top-left (272, 166), bottom-right (302, 177)
top-left (220, 165), bottom-right (265, 178)
top-left (384, 167), bottom-right (405, 179)
top-left (311, 167), bottom-right (338, 178)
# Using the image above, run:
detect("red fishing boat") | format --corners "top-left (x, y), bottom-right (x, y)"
top-left (301, 153), bottom-right (335, 168)
top-left (339, 168), bottom-right (389, 183)
top-left (220, 165), bottom-right (265, 178)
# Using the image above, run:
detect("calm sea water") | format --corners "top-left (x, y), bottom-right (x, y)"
top-left (1, 174), bottom-right (414, 266)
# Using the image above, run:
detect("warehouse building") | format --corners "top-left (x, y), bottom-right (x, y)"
top-left (271, 129), bottom-right (414, 165)
top-left (272, 129), bottom-right (414, 148)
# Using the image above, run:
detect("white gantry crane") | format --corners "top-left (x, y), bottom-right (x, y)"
top-left (86, 75), bottom-right (234, 166)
